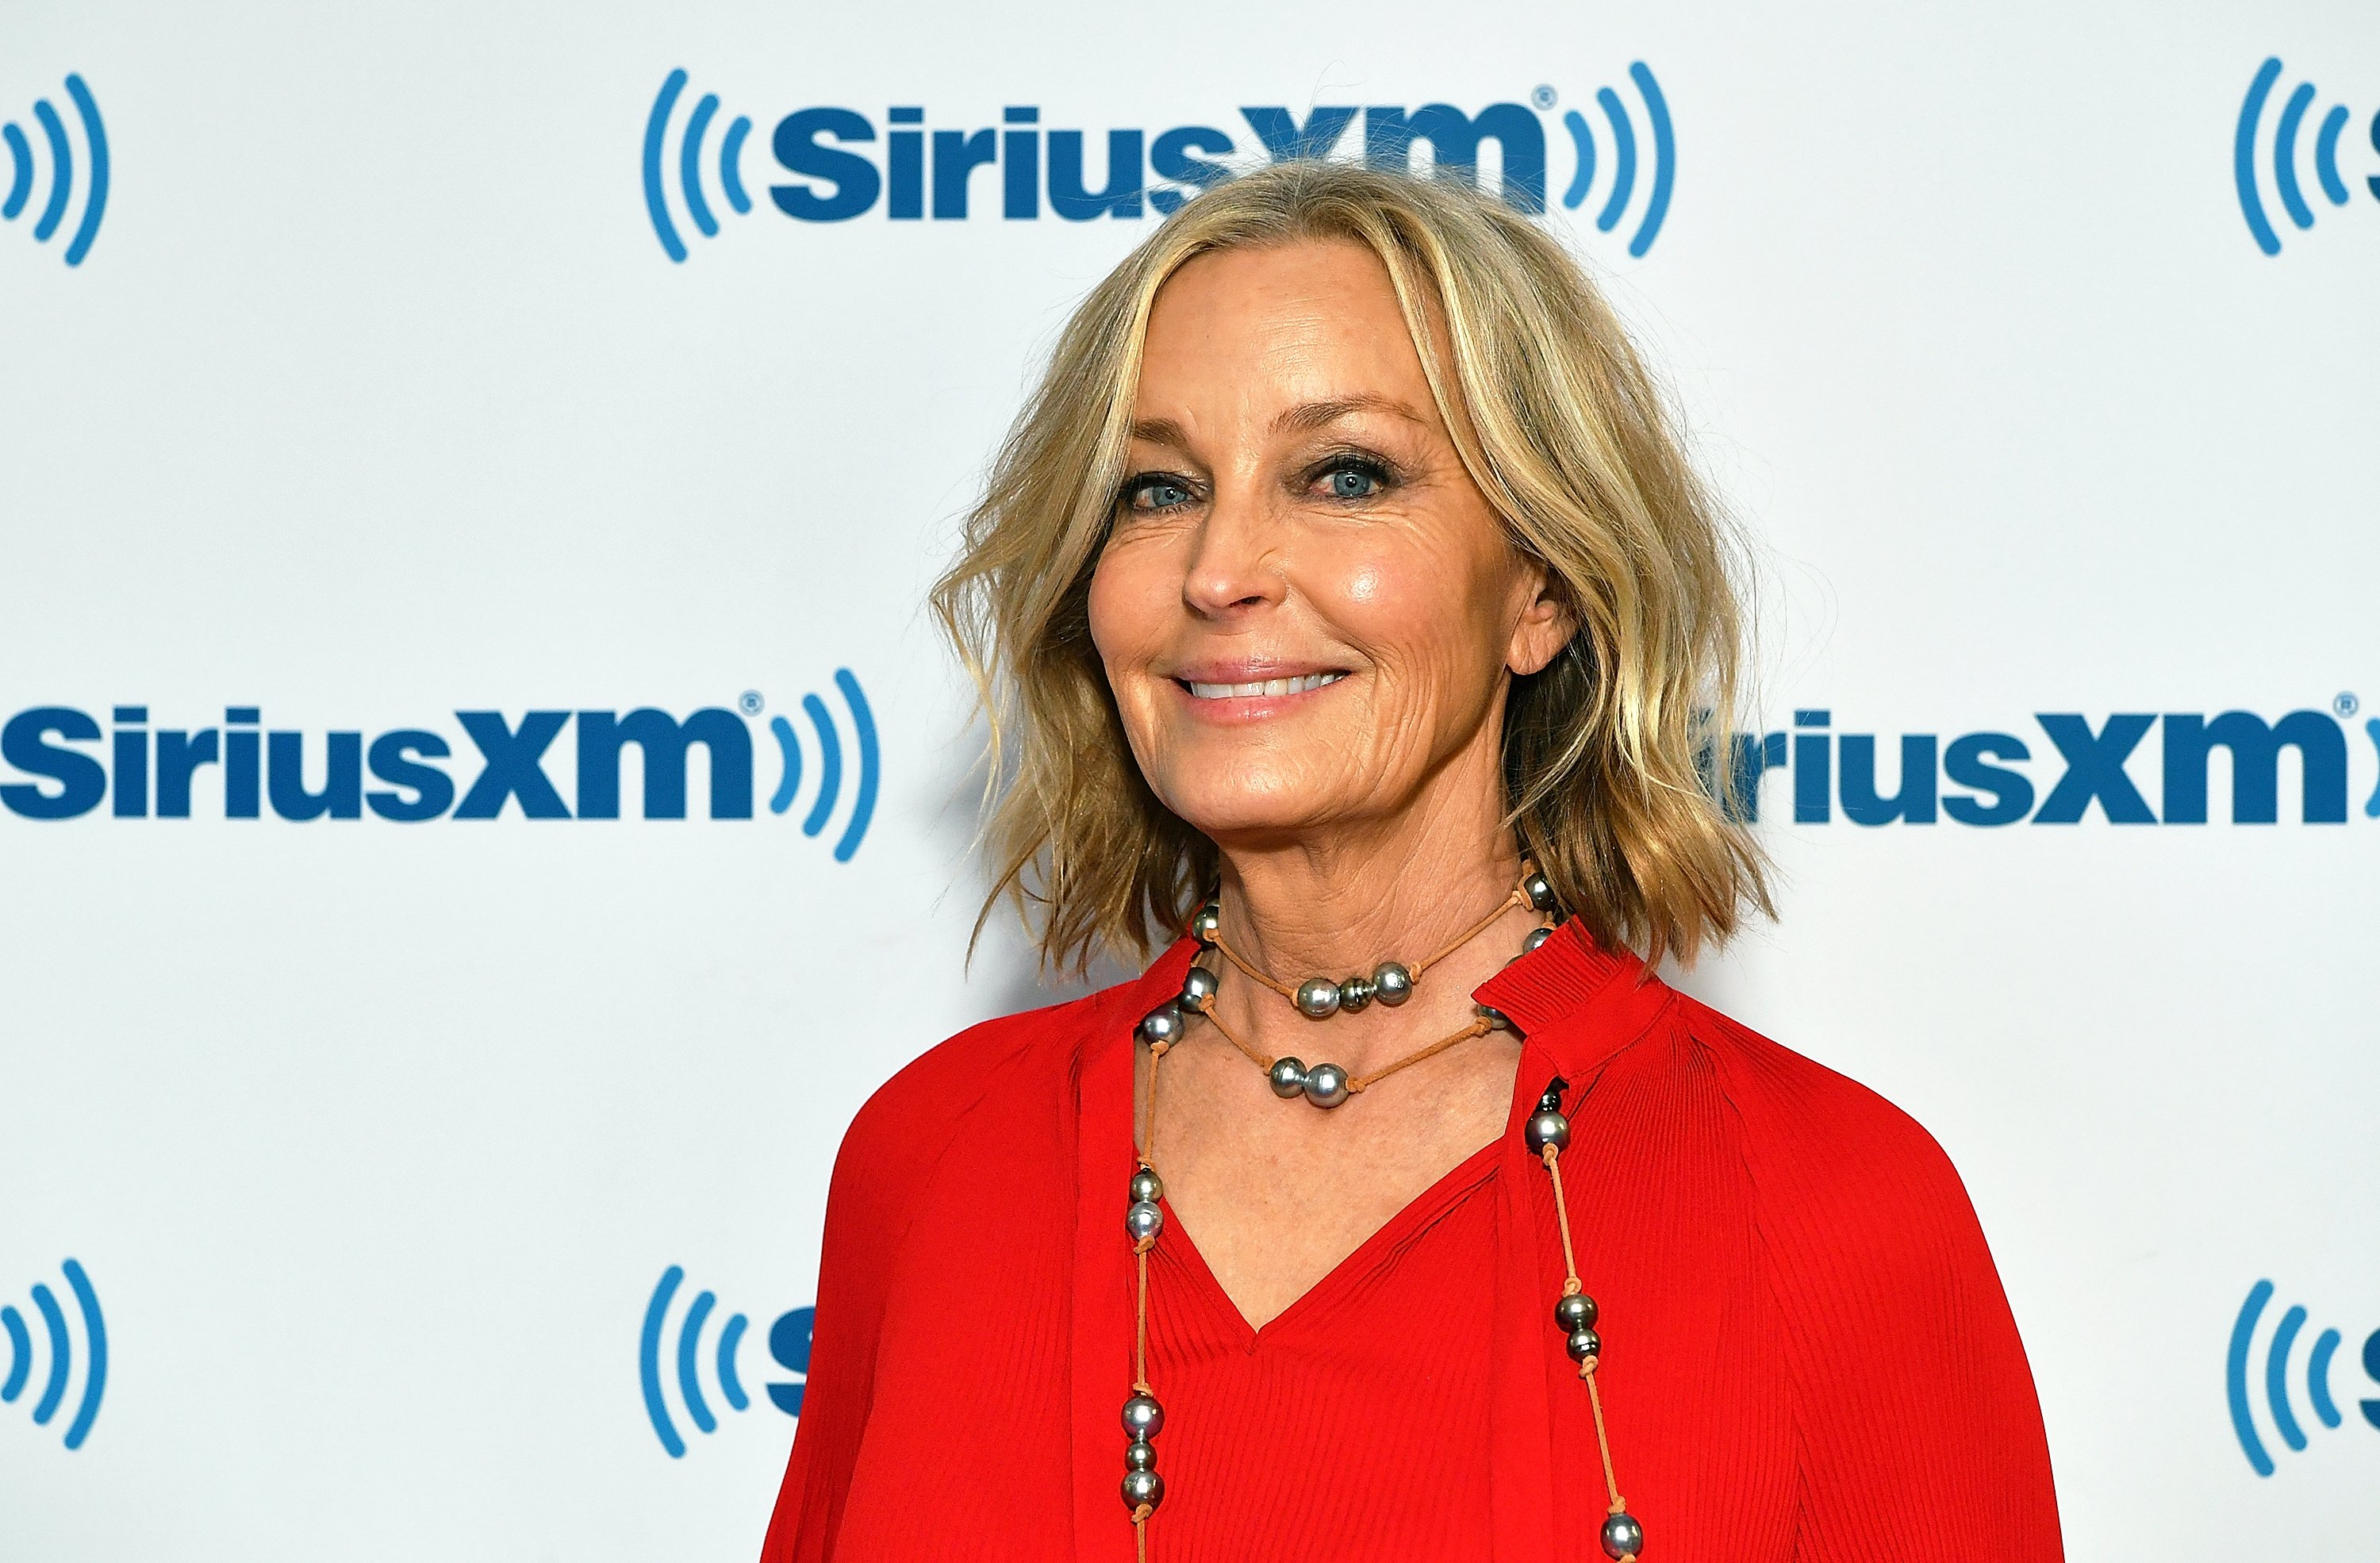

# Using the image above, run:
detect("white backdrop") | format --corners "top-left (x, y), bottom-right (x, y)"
top-left (2, 2), bottom-right (2376, 1558)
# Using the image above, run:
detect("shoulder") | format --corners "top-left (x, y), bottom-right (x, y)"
top-left (830, 979), bottom-right (1123, 1200)
top-left (1665, 993), bottom-right (1956, 1171)
top-left (1645, 989), bottom-right (2002, 1297)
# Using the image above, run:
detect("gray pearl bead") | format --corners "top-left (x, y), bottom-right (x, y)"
top-left (1180, 965), bottom-right (1218, 1006)
top-left (1191, 904), bottom-right (1220, 944)
top-left (1524, 1109), bottom-right (1571, 1153)
top-left (1124, 1439), bottom-right (1157, 1472)
top-left (1565, 1326), bottom-right (1602, 1363)
top-left (1125, 1200), bottom-right (1165, 1244)
top-left (1523, 926), bottom-right (1553, 952)
top-left (1122, 1393), bottom-right (1164, 1439)
top-left (1523, 871), bottom-right (1557, 912)
top-left (1370, 962), bottom-right (1413, 1006)
top-left (1120, 1469), bottom-right (1165, 1511)
top-left (1268, 1057), bottom-right (1308, 1098)
top-left (1138, 1003), bottom-right (1185, 1046)
top-left (1338, 974), bottom-right (1373, 1012)
top-left (1303, 1062), bottom-right (1350, 1108)
top-left (1554, 1292), bottom-right (1599, 1333)
top-left (1294, 976), bottom-right (1342, 1018)
top-left (1477, 1003), bottom-right (1511, 1031)
top-left (1600, 1511), bottom-right (1642, 1559)
top-left (1129, 1168), bottom-right (1163, 1205)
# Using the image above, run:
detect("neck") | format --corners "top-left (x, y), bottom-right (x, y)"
top-left (1203, 741), bottom-right (1533, 1077)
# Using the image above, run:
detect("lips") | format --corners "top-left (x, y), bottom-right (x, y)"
top-left (1179, 671), bottom-right (1348, 700)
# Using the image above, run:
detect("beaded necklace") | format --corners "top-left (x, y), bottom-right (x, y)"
top-left (1138, 870), bottom-right (1557, 1109)
top-left (1116, 879), bottom-right (1645, 1563)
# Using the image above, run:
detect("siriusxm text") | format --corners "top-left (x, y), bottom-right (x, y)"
top-left (0, 704), bottom-right (2363, 826)
top-left (767, 102), bottom-right (1551, 221)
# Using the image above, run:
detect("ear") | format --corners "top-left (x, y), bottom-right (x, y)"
top-left (1506, 563), bottom-right (1576, 678)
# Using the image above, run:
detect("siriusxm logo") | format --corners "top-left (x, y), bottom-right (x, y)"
top-left (0, 670), bottom-right (881, 859)
top-left (2234, 56), bottom-right (2377, 255)
top-left (1726, 703), bottom-right (2377, 827)
top-left (638, 1265), bottom-right (812, 1458)
top-left (2227, 1279), bottom-right (2380, 1476)
top-left (3, 1259), bottom-right (107, 1452)
top-left (640, 66), bottom-right (1673, 262)
top-left (3, 74), bottom-right (109, 267)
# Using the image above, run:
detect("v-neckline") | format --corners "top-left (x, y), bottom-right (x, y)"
top-left (1154, 1131), bottom-right (1507, 1347)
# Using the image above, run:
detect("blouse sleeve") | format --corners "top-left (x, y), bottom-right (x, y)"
top-left (757, 1069), bottom-right (936, 1563)
top-left (1739, 1055), bottom-right (2063, 1559)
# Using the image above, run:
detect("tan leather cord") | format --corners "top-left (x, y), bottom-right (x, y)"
top-left (1544, 1137), bottom-right (1632, 1554)
top-left (1190, 989), bottom-right (1493, 1095)
top-left (1206, 873), bottom-right (1533, 1001)
top-left (1132, 1043), bottom-right (1166, 1560)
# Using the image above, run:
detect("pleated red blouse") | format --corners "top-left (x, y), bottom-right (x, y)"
top-left (759, 922), bottom-right (2062, 1562)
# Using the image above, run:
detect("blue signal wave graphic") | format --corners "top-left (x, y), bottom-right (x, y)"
top-left (2363, 720), bottom-right (2379, 818)
top-left (1560, 63), bottom-right (1672, 257)
top-left (2234, 58), bottom-right (2355, 256)
top-left (2, 75), bottom-right (108, 266)
top-left (643, 69), bottom-right (754, 262)
top-left (2, 1259), bottom-right (106, 1450)
top-left (640, 1265), bottom-right (751, 1459)
top-left (766, 668), bottom-right (879, 862)
top-left (2227, 1278), bottom-right (2355, 1476)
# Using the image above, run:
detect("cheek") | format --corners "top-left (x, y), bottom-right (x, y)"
top-left (1315, 534), bottom-right (1507, 682)
top-left (1086, 542), bottom-right (1168, 674)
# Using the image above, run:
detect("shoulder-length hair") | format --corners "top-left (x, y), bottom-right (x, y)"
top-left (934, 159), bottom-right (1768, 974)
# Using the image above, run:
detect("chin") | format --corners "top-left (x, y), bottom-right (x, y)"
top-left (1157, 765), bottom-right (1357, 843)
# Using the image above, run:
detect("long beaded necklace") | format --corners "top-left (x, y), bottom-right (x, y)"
top-left (1115, 875), bottom-right (1646, 1563)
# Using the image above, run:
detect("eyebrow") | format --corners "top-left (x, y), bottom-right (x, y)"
top-left (1127, 396), bottom-right (1429, 449)
top-left (1272, 394), bottom-right (1430, 435)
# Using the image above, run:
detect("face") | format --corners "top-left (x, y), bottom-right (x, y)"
top-left (1087, 239), bottom-right (1570, 848)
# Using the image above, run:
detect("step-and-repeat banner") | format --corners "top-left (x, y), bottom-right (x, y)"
top-left (2, 2), bottom-right (2374, 1557)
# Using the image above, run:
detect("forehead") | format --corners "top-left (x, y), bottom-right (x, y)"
top-left (1136, 239), bottom-right (1438, 415)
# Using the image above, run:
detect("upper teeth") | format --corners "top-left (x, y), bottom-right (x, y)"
top-left (1187, 672), bottom-right (1345, 699)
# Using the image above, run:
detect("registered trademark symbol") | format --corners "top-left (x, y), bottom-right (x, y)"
top-left (2336, 691), bottom-right (2359, 717)
top-left (739, 689), bottom-right (764, 716)
top-left (1531, 84), bottom-right (1557, 109)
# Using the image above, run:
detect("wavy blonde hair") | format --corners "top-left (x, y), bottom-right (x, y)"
top-left (935, 159), bottom-right (1768, 974)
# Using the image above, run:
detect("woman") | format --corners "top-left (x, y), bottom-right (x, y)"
top-left (760, 162), bottom-right (2059, 1561)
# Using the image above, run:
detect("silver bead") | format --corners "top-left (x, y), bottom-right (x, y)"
top-left (1268, 1057), bottom-right (1308, 1098)
top-left (1191, 904), bottom-right (1220, 944)
top-left (1338, 974), bottom-right (1373, 1012)
top-left (1293, 976), bottom-right (1342, 1018)
top-left (1565, 1326), bottom-right (1602, 1362)
top-left (1124, 1439), bottom-right (1157, 1472)
top-left (1524, 1109), bottom-right (1571, 1154)
top-left (1122, 1393), bottom-right (1164, 1439)
top-left (1523, 926), bottom-right (1553, 952)
top-left (1302, 1062), bottom-right (1350, 1108)
top-left (1369, 961), bottom-right (1413, 1006)
top-left (1126, 1200), bottom-right (1165, 1244)
top-left (1138, 1003), bottom-right (1185, 1046)
top-left (1477, 1003), bottom-right (1511, 1031)
top-left (1180, 965), bottom-right (1218, 1006)
top-left (1554, 1292), bottom-right (1598, 1333)
top-left (1523, 871), bottom-right (1557, 912)
top-left (1129, 1168), bottom-right (1163, 1204)
top-left (1120, 1469), bottom-right (1165, 1511)
top-left (1600, 1511), bottom-right (1642, 1559)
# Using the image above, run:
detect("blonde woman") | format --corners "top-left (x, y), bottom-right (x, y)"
top-left (760, 162), bottom-right (2059, 1563)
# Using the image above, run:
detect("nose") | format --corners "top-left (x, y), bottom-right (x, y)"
top-left (1180, 477), bottom-right (1284, 620)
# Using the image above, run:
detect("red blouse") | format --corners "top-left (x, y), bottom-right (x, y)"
top-left (759, 923), bottom-right (2062, 1561)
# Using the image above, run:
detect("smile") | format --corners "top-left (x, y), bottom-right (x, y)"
top-left (1180, 672), bottom-right (1348, 699)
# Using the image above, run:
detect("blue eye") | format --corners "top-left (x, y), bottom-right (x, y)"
top-left (1126, 476), bottom-right (1192, 513)
top-left (1320, 461), bottom-right (1384, 500)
